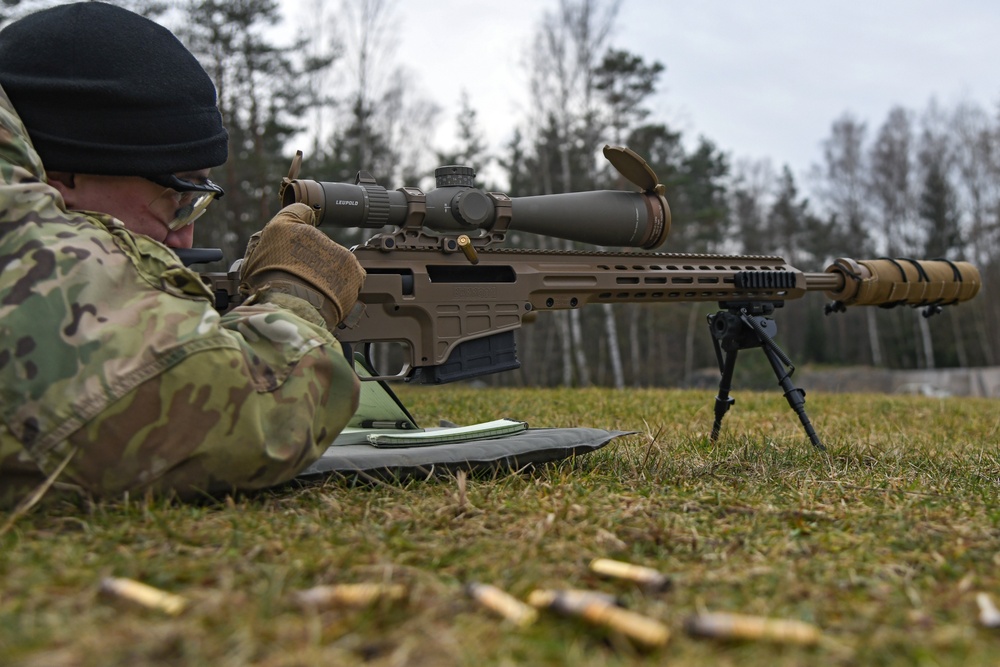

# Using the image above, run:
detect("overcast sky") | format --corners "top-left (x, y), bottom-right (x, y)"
top-left (285, 0), bottom-right (999, 183)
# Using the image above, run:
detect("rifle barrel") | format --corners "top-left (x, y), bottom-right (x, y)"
top-left (803, 272), bottom-right (844, 293)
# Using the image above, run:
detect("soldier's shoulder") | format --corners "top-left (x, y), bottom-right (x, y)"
top-left (0, 83), bottom-right (46, 182)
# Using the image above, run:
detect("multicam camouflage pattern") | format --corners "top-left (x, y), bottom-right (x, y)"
top-left (0, 85), bottom-right (360, 508)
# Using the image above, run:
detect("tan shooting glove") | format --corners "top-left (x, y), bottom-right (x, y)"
top-left (239, 203), bottom-right (365, 329)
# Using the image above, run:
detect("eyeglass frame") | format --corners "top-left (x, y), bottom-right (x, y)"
top-left (143, 174), bottom-right (226, 231)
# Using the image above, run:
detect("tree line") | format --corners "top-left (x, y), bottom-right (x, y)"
top-left (3, 0), bottom-right (997, 387)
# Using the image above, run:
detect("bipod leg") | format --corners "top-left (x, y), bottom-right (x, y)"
top-left (711, 348), bottom-right (738, 442)
top-left (708, 310), bottom-right (743, 442)
top-left (755, 337), bottom-right (825, 451)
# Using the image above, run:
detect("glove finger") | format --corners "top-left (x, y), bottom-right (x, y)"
top-left (242, 230), bottom-right (263, 266)
top-left (240, 221), bottom-right (365, 327)
top-left (265, 202), bottom-right (318, 228)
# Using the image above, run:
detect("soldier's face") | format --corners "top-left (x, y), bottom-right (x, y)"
top-left (57, 170), bottom-right (214, 249)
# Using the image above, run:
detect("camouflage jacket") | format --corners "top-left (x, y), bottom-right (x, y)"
top-left (0, 86), bottom-right (359, 508)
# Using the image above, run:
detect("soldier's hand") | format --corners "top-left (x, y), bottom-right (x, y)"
top-left (239, 203), bottom-right (365, 329)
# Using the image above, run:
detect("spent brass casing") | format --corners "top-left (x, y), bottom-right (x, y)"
top-left (528, 589), bottom-right (670, 648)
top-left (977, 592), bottom-right (1000, 628)
top-left (685, 611), bottom-right (822, 645)
top-left (532, 588), bottom-right (622, 609)
top-left (99, 577), bottom-right (187, 616)
top-left (589, 558), bottom-right (671, 591)
top-left (457, 234), bottom-right (480, 264)
top-left (465, 582), bottom-right (538, 627)
top-left (293, 583), bottom-right (407, 609)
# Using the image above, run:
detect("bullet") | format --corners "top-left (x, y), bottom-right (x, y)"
top-left (977, 592), bottom-right (1000, 628)
top-left (465, 582), bottom-right (538, 627)
top-left (540, 588), bottom-right (622, 608)
top-left (685, 611), bottom-right (822, 645)
top-left (100, 577), bottom-right (187, 616)
top-left (589, 558), bottom-right (671, 591)
top-left (457, 234), bottom-right (480, 264)
top-left (293, 583), bottom-right (407, 609)
top-left (528, 588), bottom-right (670, 648)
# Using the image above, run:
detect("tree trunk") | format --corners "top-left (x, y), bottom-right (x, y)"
top-left (866, 308), bottom-right (883, 366)
top-left (684, 303), bottom-right (700, 385)
top-left (949, 309), bottom-right (969, 368)
top-left (628, 306), bottom-right (642, 386)
top-left (973, 304), bottom-right (996, 366)
top-left (601, 304), bottom-right (625, 388)
top-left (556, 312), bottom-right (574, 386)
top-left (917, 311), bottom-right (935, 369)
top-left (569, 309), bottom-right (591, 386)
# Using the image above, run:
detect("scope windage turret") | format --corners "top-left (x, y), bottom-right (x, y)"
top-left (281, 167), bottom-right (670, 249)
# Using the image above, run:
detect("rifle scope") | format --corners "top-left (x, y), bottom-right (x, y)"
top-left (281, 165), bottom-right (671, 250)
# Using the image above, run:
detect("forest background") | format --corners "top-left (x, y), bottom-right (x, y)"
top-left (2, 0), bottom-right (998, 389)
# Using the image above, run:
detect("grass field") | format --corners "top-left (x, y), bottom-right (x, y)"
top-left (2, 386), bottom-right (999, 666)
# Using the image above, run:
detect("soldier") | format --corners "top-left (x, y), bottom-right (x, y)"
top-left (0, 3), bottom-right (364, 508)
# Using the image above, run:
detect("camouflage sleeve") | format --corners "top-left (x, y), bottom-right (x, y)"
top-left (62, 303), bottom-right (360, 498)
top-left (0, 85), bottom-right (359, 502)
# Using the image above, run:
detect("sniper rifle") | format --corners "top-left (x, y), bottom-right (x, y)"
top-left (179, 146), bottom-right (982, 451)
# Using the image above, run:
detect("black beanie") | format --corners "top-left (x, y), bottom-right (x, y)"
top-left (0, 2), bottom-right (229, 175)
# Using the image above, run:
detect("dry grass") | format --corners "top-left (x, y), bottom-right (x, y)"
top-left (2, 387), bottom-right (999, 666)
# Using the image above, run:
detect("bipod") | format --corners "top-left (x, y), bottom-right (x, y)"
top-left (706, 302), bottom-right (825, 451)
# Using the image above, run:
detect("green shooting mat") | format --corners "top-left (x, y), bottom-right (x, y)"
top-left (297, 426), bottom-right (630, 481)
top-left (296, 354), bottom-right (631, 481)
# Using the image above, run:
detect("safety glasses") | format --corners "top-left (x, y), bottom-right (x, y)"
top-left (144, 174), bottom-right (226, 231)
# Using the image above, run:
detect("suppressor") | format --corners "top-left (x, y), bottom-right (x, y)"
top-left (824, 257), bottom-right (981, 307)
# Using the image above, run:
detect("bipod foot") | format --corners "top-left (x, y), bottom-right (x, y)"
top-left (710, 394), bottom-right (735, 442)
top-left (758, 343), bottom-right (825, 451)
